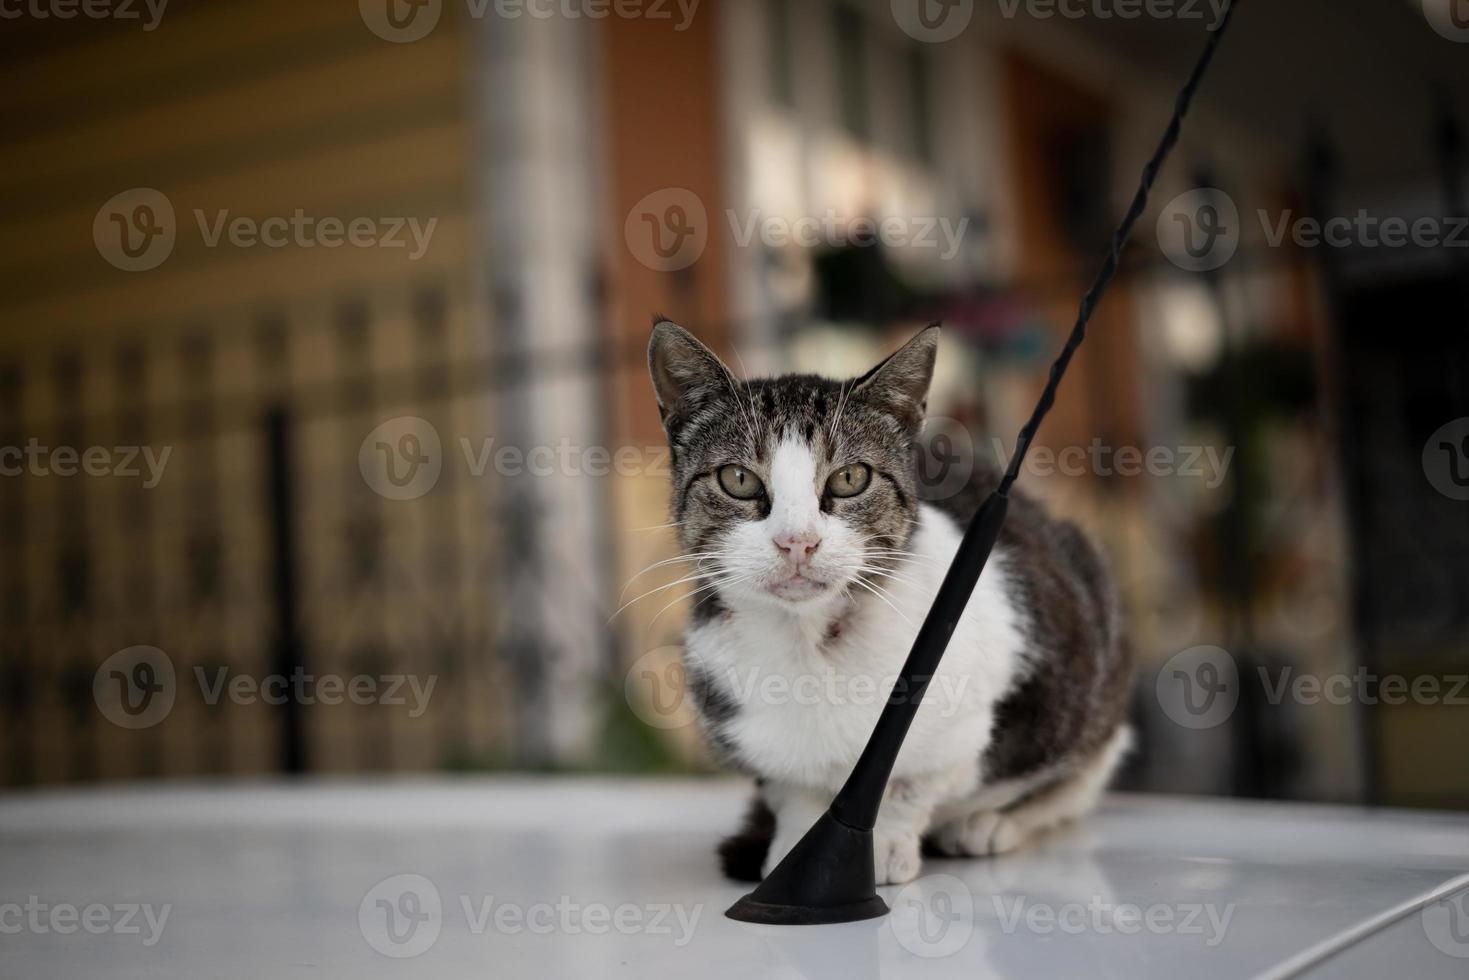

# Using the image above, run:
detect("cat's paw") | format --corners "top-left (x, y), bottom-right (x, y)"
top-left (930, 810), bottom-right (1025, 857)
top-left (873, 829), bottom-right (923, 884)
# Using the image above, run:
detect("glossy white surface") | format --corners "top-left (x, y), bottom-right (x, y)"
top-left (1, 779), bottom-right (1467, 979)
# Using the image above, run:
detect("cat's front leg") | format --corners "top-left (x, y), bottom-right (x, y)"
top-left (872, 767), bottom-right (974, 885)
top-left (760, 781), bottom-right (831, 879)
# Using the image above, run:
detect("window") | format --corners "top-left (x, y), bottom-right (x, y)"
top-left (905, 45), bottom-right (934, 164)
top-left (832, 3), bottom-right (869, 141)
top-left (768, 0), bottom-right (793, 107)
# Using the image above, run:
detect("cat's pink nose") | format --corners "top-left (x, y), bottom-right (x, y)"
top-left (774, 531), bottom-right (821, 564)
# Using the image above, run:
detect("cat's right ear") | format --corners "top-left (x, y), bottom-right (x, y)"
top-left (648, 320), bottom-right (735, 420)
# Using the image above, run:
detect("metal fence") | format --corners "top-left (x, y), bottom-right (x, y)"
top-left (0, 278), bottom-right (555, 785)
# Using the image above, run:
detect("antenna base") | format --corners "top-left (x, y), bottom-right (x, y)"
top-left (724, 810), bottom-right (888, 925)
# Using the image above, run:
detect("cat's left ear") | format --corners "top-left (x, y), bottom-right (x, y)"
top-left (648, 319), bottom-right (737, 421)
top-left (853, 325), bottom-right (939, 432)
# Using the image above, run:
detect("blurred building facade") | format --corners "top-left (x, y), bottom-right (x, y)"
top-left (3, 0), bottom-right (1467, 808)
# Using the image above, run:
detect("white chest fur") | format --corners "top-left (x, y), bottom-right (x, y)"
top-left (684, 503), bottom-right (1028, 795)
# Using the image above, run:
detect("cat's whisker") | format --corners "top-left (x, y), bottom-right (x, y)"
top-left (609, 566), bottom-right (731, 622)
top-left (726, 347), bottom-right (765, 450)
top-left (827, 379), bottom-right (851, 447)
top-left (860, 553), bottom-right (944, 572)
top-left (849, 566), bottom-right (921, 592)
top-left (619, 552), bottom-right (727, 600)
top-left (628, 520), bottom-right (686, 532)
top-left (718, 361), bottom-right (761, 452)
top-left (862, 548), bottom-right (945, 563)
top-left (852, 532), bottom-right (904, 546)
top-left (838, 561), bottom-right (923, 592)
top-left (847, 576), bottom-right (913, 627)
top-left (648, 573), bottom-right (752, 627)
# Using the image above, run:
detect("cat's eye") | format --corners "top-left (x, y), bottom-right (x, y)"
top-left (826, 463), bottom-right (872, 498)
top-left (717, 464), bottom-right (764, 500)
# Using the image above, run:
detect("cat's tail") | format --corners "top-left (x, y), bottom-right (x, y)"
top-left (717, 793), bottom-right (775, 882)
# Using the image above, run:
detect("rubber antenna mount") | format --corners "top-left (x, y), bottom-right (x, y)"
top-left (726, 0), bottom-right (1243, 926)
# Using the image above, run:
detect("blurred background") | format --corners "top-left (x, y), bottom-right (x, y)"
top-left (2, 0), bottom-right (1467, 810)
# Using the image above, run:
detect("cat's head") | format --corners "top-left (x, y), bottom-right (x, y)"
top-left (648, 320), bottom-right (937, 614)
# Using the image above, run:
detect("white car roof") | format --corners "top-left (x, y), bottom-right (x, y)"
top-left (2, 779), bottom-right (1467, 978)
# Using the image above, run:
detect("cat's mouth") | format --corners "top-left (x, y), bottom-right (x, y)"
top-left (766, 571), bottom-right (833, 602)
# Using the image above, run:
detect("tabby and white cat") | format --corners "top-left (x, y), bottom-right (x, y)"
top-left (647, 320), bottom-right (1133, 885)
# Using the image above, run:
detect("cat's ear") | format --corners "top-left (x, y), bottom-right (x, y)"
top-left (854, 325), bottom-right (939, 431)
top-left (648, 319), bottom-right (736, 419)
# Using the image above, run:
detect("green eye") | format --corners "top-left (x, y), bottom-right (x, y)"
top-left (717, 464), bottom-right (764, 500)
top-left (826, 463), bottom-right (872, 498)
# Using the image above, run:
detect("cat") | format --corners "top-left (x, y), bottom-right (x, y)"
top-left (647, 319), bottom-right (1134, 885)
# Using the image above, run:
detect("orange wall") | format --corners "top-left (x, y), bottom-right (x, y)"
top-left (602, 3), bottom-right (731, 446)
top-left (1002, 50), bottom-right (1141, 458)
